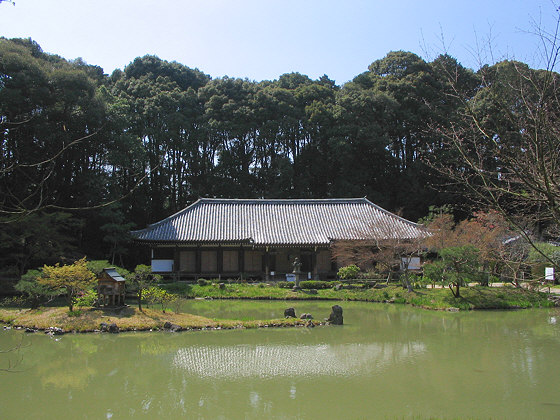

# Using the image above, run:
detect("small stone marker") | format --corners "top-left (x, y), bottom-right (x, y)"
top-left (284, 307), bottom-right (296, 318)
top-left (327, 305), bottom-right (343, 325)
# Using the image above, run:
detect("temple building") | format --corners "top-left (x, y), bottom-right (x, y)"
top-left (130, 198), bottom-right (427, 280)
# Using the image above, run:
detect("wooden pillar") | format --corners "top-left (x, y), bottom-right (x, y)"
top-left (265, 247), bottom-right (270, 282)
top-left (238, 247), bottom-right (245, 279)
top-left (195, 246), bottom-right (201, 276)
top-left (173, 247), bottom-right (180, 275)
top-left (330, 246), bottom-right (338, 274)
top-left (217, 247), bottom-right (223, 275)
top-left (312, 249), bottom-right (318, 280)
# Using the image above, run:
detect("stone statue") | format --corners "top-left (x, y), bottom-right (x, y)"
top-left (292, 257), bottom-right (302, 289)
top-left (292, 257), bottom-right (302, 273)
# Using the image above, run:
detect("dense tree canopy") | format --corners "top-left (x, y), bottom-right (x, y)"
top-left (1, 36), bottom-right (558, 277)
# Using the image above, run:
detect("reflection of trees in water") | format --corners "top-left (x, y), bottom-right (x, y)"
top-left (173, 342), bottom-right (427, 378)
top-left (40, 361), bottom-right (97, 389)
top-left (36, 339), bottom-right (99, 389)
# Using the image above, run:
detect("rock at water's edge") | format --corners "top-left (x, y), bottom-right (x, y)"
top-left (163, 321), bottom-right (182, 332)
top-left (100, 322), bottom-right (119, 333)
top-left (327, 305), bottom-right (343, 325)
top-left (284, 307), bottom-right (296, 318)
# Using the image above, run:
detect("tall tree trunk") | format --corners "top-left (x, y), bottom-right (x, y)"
top-left (138, 289), bottom-right (143, 311)
top-left (448, 282), bottom-right (460, 298)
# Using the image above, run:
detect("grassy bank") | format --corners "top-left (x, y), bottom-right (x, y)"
top-left (0, 284), bottom-right (552, 333)
top-left (0, 306), bottom-right (322, 333)
top-left (163, 282), bottom-right (554, 310)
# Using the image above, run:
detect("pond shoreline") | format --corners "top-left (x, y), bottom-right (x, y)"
top-left (165, 283), bottom-right (555, 311)
top-left (0, 306), bottom-right (327, 335)
top-left (2, 320), bottom-right (327, 335)
top-left (0, 285), bottom-right (554, 334)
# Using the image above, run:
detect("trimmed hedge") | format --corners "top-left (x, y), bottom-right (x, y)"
top-left (299, 281), bottom-right (337, 289)
top-left (276, 280), bottom-right (337, 289)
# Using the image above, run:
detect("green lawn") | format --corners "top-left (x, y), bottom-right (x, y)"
top-left (0, 283), bottom-right (552, 333)
top-left (162, 282), bottom-right (554, 310)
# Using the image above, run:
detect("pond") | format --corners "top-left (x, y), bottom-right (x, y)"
top-left (1, 301), bottom-right (559, 419)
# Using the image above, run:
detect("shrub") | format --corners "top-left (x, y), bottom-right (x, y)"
top-left (197, 278), bottom-right (208, 286)
top-left (276, 281), bottom-right (292, 289)
top-left (67, 309), bottom-right (82, 317)
top-left (0, 296), bottom-right (28, 308)
top-left (15, 269), bottom-right (58, 309)
top-left (143, 286), bottom-right (176, 313)
top-left (162, 282), bottom-right (192, 295)
top-left (338, 265), bottom-right (360, 280)
top-left (75, 289), bottom-right (98, 307)
top-left (299, 280), bottom-right (335, 289)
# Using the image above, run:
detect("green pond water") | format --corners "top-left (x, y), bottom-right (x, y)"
top-left (1, 301), bottom-right (560, 419)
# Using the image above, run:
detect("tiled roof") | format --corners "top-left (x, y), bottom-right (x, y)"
top-left (130, 198), bottom-right (427, 245)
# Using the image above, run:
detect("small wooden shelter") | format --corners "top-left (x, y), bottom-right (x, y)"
top-left (97, 268), bottom-right (126, 306)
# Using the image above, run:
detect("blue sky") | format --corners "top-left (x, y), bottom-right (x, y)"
top-left (0, 0), bottom-right (557, 84)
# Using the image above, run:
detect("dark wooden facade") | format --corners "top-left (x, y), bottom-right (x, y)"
top-left (150, 245), bottom-right (336, 280)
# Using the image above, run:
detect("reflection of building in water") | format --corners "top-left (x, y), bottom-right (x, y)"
top-left (173, 342), bottom-right (426, 378)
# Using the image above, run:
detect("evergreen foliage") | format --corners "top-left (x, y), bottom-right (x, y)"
top-left (1, 35), bottom-right (559, 283)
top-left (15, 269), bottom-right (57, 308)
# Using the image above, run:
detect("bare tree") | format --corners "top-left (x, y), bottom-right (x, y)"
top-left (428, 5), bottom-right (560, 267)
top-left (331, 219), bottom-right (427, 291)
top-left (495, 235), bottom-right (531, 288)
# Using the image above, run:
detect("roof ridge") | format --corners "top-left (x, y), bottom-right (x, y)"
top-left (130, 197), bottom-right (429, 243)
top-left (130, 198), bottom-right (204, 232)
top-left (361, 198), bottom-right (426, 228)
top-left (198, 197), bottom-right (368, 204)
